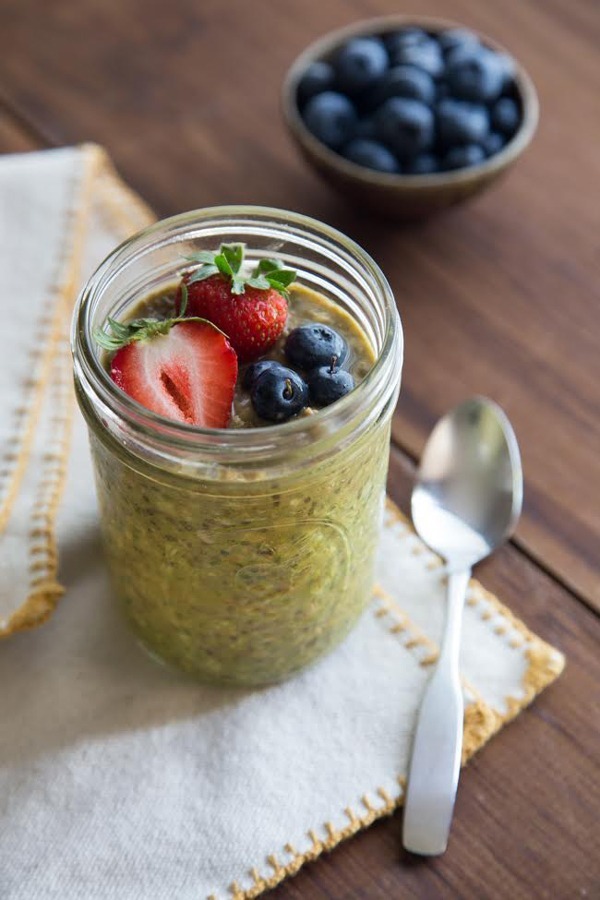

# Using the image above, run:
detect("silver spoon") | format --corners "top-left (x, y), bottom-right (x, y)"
top-left (402, 397), bottom-right (523, 856)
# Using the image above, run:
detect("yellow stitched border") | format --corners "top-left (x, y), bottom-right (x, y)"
top-left (24, 145), bottom-right (101, 597)
top-left (373, 583), bottom-right (439, 664)
top-left (0, 157), bottom-right (87, 539)
top-left (0, 147), bottom-right (99, 636)
top-left (1, 144), bottom-right (155, 637)
top-left (20, 144), bottom-right (156, 621)
top-left (24, 336), bottom-right (73, 608)
top-left (226, 497), bottom-right (564, 900)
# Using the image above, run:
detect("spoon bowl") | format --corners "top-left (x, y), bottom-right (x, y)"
top-left (403, 397), bottom-right (523, 856)
top-left (412, 397), bottom-right (523, 568)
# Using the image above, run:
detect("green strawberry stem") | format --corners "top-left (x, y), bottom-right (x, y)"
top-left (179, 281), bottom-right (189, 316)
top-left (183, 243), bottom-right (297, 297)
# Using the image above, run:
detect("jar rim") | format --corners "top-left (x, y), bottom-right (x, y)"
top-left (73, 205), bottom-right (402, 458)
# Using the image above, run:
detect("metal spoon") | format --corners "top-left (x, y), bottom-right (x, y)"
top-left (402, 397), bottom-right (523, 856)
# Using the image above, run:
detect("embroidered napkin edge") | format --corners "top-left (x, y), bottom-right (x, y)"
top-left (0, 143), bottom-right (154, 637)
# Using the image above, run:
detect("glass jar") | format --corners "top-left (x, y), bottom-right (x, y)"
top-left (72, 207), bottom-right (403, 686)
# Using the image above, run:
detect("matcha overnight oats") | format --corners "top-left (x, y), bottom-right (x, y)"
top-left (72, 208), bottom-right (402, 686)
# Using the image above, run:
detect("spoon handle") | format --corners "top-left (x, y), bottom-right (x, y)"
top-left (402, 568), bottom-right (471, 856)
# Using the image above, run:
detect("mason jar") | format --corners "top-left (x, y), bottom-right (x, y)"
top-left (72, 207), bottom-right (403, 686)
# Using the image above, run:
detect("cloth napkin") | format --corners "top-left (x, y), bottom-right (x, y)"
top-left (0, 145), bottom-right (564, 900)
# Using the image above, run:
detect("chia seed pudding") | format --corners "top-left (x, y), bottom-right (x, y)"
top-left (73, 209), bottom-right (402, 686)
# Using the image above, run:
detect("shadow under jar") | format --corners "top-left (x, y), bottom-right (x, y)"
top-left (72, 207), bottom-right (403, 686)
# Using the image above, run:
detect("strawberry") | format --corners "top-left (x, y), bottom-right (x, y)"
top-left (95, 291), bottom-right (237, 428)
top-left (180, 243), bottom-right (296, 362)
top-left (183, 276), bottom-right (288, 363)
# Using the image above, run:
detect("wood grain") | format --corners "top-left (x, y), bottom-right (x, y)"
top-left (0, 102), bottom-right (40, 154)
top-left (0, 0), bottom-right (598, 895)
top-left (264, 448), bottom-right (600, 900)
top-left (0, 0), bottom-right (597, 609)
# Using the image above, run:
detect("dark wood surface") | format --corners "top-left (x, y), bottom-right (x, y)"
top-left (1, 1), bottom-right (598, 897)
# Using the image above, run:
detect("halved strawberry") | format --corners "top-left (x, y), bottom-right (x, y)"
top-left (103, 319), bottom-right (237, 428)
top-left (179, 244), bottom-right (296, 363)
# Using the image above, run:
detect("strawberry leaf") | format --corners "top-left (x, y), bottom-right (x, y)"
top-left (183, 243), bottom-right (297, 299)
top-left (213, 243), bottom-right (244, 281)
top-left (182, 250), bottom-right (217, 265)
top-left (213, 253), bottom-right (232, 279)
top-left (266, 269), bottom-right (297, 290)
top-left (246, 274), bottom-right (272, 290)
top-left (188, 264), bottom-right (219, 285)
top-left (250, 258), bottom-right (296, 296)
top-left (252, 258), bottom-right (284, 276)
top-left (220, 243), bottom-right (244, 275)
top-left (95, 304), bottom-right (228, 353)
top-left (106, 318), bottom-right (133, 340)
top-left (95, 317), bottom-right (170, 350)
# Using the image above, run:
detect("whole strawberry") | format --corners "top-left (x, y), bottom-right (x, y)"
top-left (180, 243), bottom-right (296, 362)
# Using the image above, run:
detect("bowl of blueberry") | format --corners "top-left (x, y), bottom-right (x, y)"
top-left (283, 17), bottom-right (539, 219)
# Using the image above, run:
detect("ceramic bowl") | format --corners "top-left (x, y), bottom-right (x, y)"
top-left (282, 16), bottom-right (539, 219)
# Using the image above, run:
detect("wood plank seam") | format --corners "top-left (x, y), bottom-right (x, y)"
top-left (0, 92), bottom-right (56, 149)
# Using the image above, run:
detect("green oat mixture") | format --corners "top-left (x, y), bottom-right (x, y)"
top-left (88, 280), bottom-right (389, 685)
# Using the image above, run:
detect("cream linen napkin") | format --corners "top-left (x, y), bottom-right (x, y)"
top-left (0, 146), bottom-right (564, 900)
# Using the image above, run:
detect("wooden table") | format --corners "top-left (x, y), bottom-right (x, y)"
top-left (1, 1), bottom-right (598, 896)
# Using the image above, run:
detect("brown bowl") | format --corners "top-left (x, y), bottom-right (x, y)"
top-left (282, 16), bottom-right (539, 220)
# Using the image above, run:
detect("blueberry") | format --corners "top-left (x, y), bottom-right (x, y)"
top-left (242, 360), bottom-right (287, 391)
top-left (491, 97), bottom-right (520, 136)
top-left (383, 28), bottom-right (430, 55)
top-left (251, 366), bottom-right (308, 423)
top-left (481, 131), bottom-right (506, 156)
top-left (405, 153), bottom-right (439, 175)
top-left (496, 53), bottom-right (516, 89)
top-left (333, 37), bottom-right (389, 94)
top-left (446, 47), bottom-right (505, 102)
top-left (342, 138), bottom-right (400, 173)
top-left (442, 144), bottom-right (486, 170)
top-left (438, 28), bottom-right (479, 55)
top-left (303, 91), bottom-right (357, 149)
top-left (445, 43), bottom-right (477, 70)
top-left (285, 323), bottom-right (348, 370)
top-left (307, 363), bottom-right (355, 407)
top-left (366, 65), bottom-right (435, 108)
top-left (374, 97), bottom-right (434, 158)
top-left (297, 61), bottom-right (335, 108)
top-left (437, 99), bottom-right (489, 147)
top-left (391, 39), bottom-right (444, 78)
top-left (482, 131), bottom-right (505, 157)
